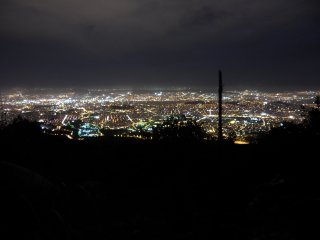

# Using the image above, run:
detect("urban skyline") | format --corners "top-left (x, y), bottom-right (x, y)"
top-left (1, 1), bottom-right (319, 239)
top-left (1, 87), bottom-right (319, 142)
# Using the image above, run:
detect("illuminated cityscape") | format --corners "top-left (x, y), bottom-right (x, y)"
top-left (1, 88), bottom-right (318, 142)
top-left (1, 0), bottom-right (320, 238)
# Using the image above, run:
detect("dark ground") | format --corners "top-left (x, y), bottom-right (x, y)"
top-left (1, 131), bottom-right (320, 239)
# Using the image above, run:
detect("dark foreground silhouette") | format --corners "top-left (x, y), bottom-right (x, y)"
top-left (1, 111), bottom-right (320, 239)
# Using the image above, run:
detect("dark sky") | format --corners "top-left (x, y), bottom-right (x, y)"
top-left (0, 0), bottom-right (319, 89)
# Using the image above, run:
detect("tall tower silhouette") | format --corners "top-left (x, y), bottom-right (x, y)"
top-left (218, 70), bottom-right (223, 142)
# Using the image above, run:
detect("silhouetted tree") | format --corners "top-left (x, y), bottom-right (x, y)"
top-left (304, 108), bottom-right (320, 133)
top-left (153, 118), bottom-right (208, 142)
top-left (227, 130), bottom-right (237, 143)
top-left (257, 106), bottom-right (320, 144)
top-left (0, 116), bottom-right (43, 141)
top-left (315, 96), bottom-right (320, 108)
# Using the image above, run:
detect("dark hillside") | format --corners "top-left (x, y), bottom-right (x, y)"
top-left (1, 117), bottom-right (320, 239)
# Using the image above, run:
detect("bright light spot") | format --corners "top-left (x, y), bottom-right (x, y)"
top-left (234, 141), bottom-right (249, 145)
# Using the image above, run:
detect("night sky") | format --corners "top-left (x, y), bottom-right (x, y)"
top-left (0, 0), bottom-right (319, 89)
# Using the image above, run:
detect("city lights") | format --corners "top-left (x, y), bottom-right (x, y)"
top-left (1, 89), bottom-right (317, 141)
